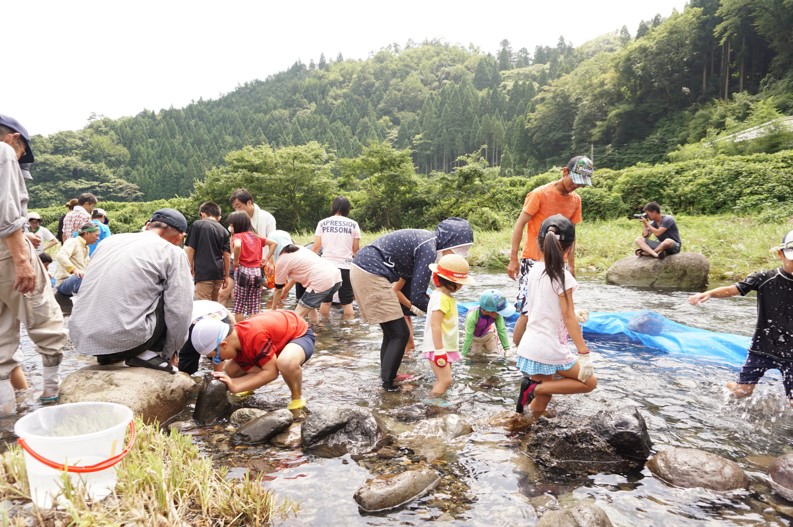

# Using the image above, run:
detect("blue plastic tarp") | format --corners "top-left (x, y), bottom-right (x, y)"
top-left (458, 302), bottom-right (750, 367)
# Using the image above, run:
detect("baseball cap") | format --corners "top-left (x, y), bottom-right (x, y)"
top-left (27, 212), bottom-right (41, 221)
top-left (150, 208), bottom-right (188, 233)
top-left (93, 208), bottom-right (107, 218)
top-left (0, 114), bottom-right (34, 164)
top-left (538, 214), bottom-right (576, 244)
top-left (191, 318), bottom-right (231, 356)
top-left (479, 289), bottom-right (515, 317)
top-left (773, 230), bottom-right (793, 260)
top-left (567, 155), bottom-right (593, 186)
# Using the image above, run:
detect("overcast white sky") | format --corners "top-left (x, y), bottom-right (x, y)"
top-left (4, 0), bottom-right (688, 136)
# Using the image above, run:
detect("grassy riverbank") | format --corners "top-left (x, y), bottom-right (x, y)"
top-left (296, 213), bottom-right (791, 284)
top-left (0, 419), bottom-right (296, 526)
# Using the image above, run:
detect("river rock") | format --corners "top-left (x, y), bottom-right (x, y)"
top-left (301, 405), bottom-right (388, 457)
top-left (59, 364), bottom-right (194, 423)
top-left (606, 252), bottom-right (709, 290)
top-left (410, 414), bottom-right (473, 440)
top-left (769, 453), bottom-right (793, 501)
top-left (229, 408), bottom-right (268, 427)
top-left (193, 374), bottom-right (232, 425)
top-left (232, 409), bottom-right (294, 445)
top-left (524, 406), bottom-right (652, 475)
top-left (536, 504), bottom-right (613, 527)
top-left (353, 467), bottom-right (440, 513)
top-left (647, 447), bottom-right (748, 491)
top-left (271, 422), bottom-right (303, 449)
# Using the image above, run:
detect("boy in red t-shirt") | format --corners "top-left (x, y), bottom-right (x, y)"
top-left (191, 310), bottom-right (315, 411)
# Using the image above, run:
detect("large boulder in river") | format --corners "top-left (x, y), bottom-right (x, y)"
top-left (524, 406), bottom-right (652, 475)
top-left (606, 252), bottom-right (709, 290)
top-left (647, 447), bottom-right (748, 491)
top-left (769, 453), bottom-right (793, 501)
top-left (301, 405), bottom-right (388, 457)
top-left (353, 467), bottom-right (440, 513)
top-left (537, 504), bottom-right (613, 527)
top-left (59, 364), bottom-right (194, 423)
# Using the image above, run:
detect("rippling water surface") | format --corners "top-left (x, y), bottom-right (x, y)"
top-left (8, 273), bottom-right (793, 526)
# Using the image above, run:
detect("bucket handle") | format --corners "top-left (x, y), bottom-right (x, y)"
top-left (17, 420), bottom-right (136, 474)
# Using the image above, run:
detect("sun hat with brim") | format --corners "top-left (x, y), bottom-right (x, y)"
top-left (429, 253), bottom-right (475, 285)
top-left (772, 230), bottom-right (793, 260)
top-left (27, 212), bottom-right (41, 221)
top-left (191, 318), bottom-right (231, 356)
top-left (567, 155), bottom-right (593, 186)
top-left (479, 289), bottom-right (515, 317)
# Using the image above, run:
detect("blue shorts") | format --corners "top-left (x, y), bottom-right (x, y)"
top-left (517, 356), bottom-right (576, 376)
top-left (738, 351), bottom-right (793, 398)
top-left (289, 327), bottom-right (315, 363)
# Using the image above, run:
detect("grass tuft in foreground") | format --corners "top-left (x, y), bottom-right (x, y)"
top-left (0, 418), bottom-right (297, 526)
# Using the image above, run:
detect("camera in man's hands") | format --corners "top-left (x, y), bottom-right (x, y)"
top-left (632, 213), bottom-right (648, 220)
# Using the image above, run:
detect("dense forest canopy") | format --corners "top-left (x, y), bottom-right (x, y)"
top-left (26, 0), bottom-right (793, 218)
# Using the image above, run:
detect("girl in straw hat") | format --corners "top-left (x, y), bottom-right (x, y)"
top-left (422, 253), bottom-right (475, 402)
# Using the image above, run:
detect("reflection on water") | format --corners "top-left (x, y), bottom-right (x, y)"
top-left (9, 275), bottom-right (793, 525)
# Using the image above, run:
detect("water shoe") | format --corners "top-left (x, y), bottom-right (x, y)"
top-left (516, 377), bottom-right (540, 413)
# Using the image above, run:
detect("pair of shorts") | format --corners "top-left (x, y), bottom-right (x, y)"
top-left (324, 268), bottom-right (354, 305)
top-left (290, 327), bottom-right (316, 363)
top-left (516, 356), bottom-right (576, 376)
top-left (515, 258), bottom-right (538, 313)
top-left (300, 281), bottom-right (342, 309)
top-left (738, 351), bottom-right (793, 398)
top-left (349, 265), bottom-right (404, 324)
top-left (646, 239), bottom-right (681, 255)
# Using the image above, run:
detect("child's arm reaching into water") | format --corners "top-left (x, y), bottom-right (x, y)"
top-left (559, 291), bottom-right (593, 381)
top-left (688, 285), bottom-right (740, 305)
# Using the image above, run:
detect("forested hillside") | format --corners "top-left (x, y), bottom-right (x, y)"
top-left (26, 0), bottom-right (793, 206)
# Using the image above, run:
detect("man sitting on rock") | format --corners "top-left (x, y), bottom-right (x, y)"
top-left (69, 209), bottom-right (193, 373)
top-left (634, 202), bottom-right (681, 259)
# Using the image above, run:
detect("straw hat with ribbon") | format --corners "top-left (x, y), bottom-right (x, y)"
top-left (429, 254), bottom-right (475, 285)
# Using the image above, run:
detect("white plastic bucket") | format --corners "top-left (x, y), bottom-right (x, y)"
top-left (14, 402), bottom-right (136, 508)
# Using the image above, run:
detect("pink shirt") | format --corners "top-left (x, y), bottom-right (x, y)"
top-left (275, 246), bottom-right (341, 293)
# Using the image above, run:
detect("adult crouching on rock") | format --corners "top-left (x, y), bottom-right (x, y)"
top-left (69, 209), bottom-right (193, 373)
top-left (350, 218), bottom-right (474, 391)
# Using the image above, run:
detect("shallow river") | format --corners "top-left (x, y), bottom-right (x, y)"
top-left (7, 273), bottom-right (793, 526)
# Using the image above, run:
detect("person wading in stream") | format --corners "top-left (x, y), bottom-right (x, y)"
top-left (515, 215), bottom-right (597, 421)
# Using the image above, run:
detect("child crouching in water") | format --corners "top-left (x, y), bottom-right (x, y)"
top-left (688, 229), bottom-right (793, 404)
top-left (423, 254), bottom-right (475, 402)
top-left (462, 289), bottom-right (514, 357)
top-left (515, 214), bottom-right (597, 419)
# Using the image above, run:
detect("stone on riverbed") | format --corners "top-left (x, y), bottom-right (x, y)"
top-left (536, 503), bottom-right (613, 527)
top-left (301, 405), bottom-right (388, 457)
top-left (353, 467), bottom-right (440, 513)
top-left (606, 252), bottom-right (709, 290)
top-left (59, 364), bottom-right (194, 423)
top-left (647, 447), bottom-right (748, 491)
top-left (524, 406), bottom-right (652, 475)
top-left (230, 407), bottom-right (268, 427)
top-left (231, 409), bottom-right (293, 445)
top-left (193, 373), bottom-right (232, 425)
top-left (769, 453), bottom-right (793, 501)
